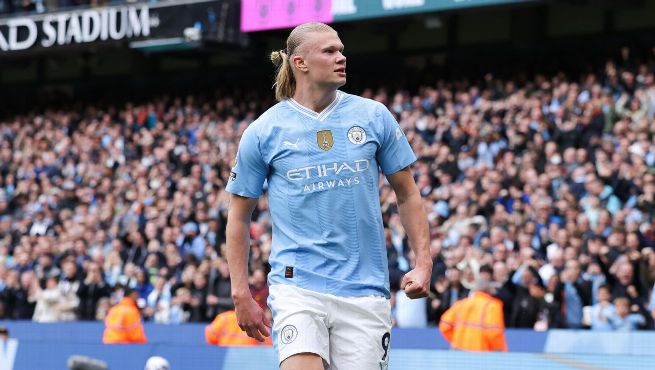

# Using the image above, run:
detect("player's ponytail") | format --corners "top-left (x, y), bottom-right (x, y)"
top-left (271, 22), bottom-right (337, 102)
top-left (271, 49), bottom-right (294, 102)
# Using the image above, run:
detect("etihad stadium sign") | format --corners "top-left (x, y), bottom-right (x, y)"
top-left (0, 0), bottom-right (241, 53)
top-left (0, 5), bottom-right (154, 51)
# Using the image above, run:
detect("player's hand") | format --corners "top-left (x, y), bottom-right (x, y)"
top-left (401, 265), bottom-right (432, 299)
top-left (234, 296), bottom-right (271, 342)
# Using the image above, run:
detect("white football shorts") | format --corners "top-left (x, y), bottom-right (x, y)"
top-left (268, 284), bottom-right (392, 370)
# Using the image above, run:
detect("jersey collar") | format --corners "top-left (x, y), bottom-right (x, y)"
top-left (287, 91), bottom-right (343, 122)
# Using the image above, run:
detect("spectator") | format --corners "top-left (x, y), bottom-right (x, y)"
top-left (491, 261), bottom-right (515, 324)
top-left (177, 222), bottom-right (204, 261)
top-left (0, 270), bottom-right (22, 319)
top-left (144, 274), bottom-right (172, 323)
top-left (607, 259), bottom-right (651, 322)
top-left (188, 271), bottom-right (209, 322)
top-left (77, 262), bottom-right (111, 321)
top-left (509, 266), bottom-right (546, 328)
top-left (95, 297), bottom-right (111, 321)
top-left (589, 284), bottom-right (616, 330)
top-left (539, 248), bottom-right (564, 284)
top-left (609, 297), bottom-right (646, 331)
top-left (168, 287), bottom-right (192, 324)
top-left (134, 268), bottom-right (153, 302)
top-left (248, 266), bottom-right (268, 310)
top-left (430, 266), bottom-right (468, 323)
top-left (34, 253), bottom-right (60, 285)
top-left (0, 326), bottom-right (8, 340)
top-left (124, 230), bottom-right (148, 267)
top-left (5, 270), bottom-right (37, 320)
top-left (0, 0), bottom-right (14, 14)
top-left (15, 0), bottom-right (36, 13)
top-left (103, 250), bottom-right (124, 287)
top-left (32, 275), bottom-right (63, 322)
top-left (205, 257), bottom-right (233, 319)
top-left (558, 260), bottom-right (591, 329)
top-left (58, 259), bottom-right (81, 321)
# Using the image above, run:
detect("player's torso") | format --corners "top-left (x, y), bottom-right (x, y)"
top-left (263, 93), bottom-right (380, 198)
top-left (259, 92), bottom-right (390, 297)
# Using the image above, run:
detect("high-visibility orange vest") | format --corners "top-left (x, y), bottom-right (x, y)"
top-left (102, 298), bottom-right (147, 344)
top-left (439, 291), bottom-right (508, 351)
top-left (205, 310), bottom-right (272, 346)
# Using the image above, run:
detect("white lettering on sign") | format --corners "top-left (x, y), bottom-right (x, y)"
top-left (0, 5), bottom-right (154, 52)
top-left (332, 0), bottom-right (357, 15)
top-left (382, 0), bottom-right (425, 10)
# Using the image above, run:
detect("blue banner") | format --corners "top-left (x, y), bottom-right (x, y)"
top-left (0, 322), bottom-right (652, 370)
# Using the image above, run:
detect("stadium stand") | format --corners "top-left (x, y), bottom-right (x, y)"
top-left (1, 44), bottom-right (655, 332)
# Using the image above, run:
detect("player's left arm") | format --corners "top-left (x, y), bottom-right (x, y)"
top-left (387, 167), bottom-right (432, 299)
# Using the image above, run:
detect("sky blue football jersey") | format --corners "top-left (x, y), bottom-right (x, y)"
top-left (225, 90), bottom-right (416, 298)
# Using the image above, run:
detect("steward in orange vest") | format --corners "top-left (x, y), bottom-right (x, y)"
top-left (102, 288), bottom-right (147, 344)
top-left (205, 310), bottom-right (272, 346)
top-left (439, 279), bottom-right (507, 351)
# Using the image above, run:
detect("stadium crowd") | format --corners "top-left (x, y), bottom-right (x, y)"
top-left (1, 47), bottom-right (655, 332)
top-left (0, 0), bottom-right (154, 14)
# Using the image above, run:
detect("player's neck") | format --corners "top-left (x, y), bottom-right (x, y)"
top-left (291, 86), bottom-right (337, 114)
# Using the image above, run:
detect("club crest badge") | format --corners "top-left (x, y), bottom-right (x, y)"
top-left (317, 130), bottom-right (334, 151)
top-left (280, 325), bottom-right (298, 344)
top-left (347, 126), bottom-right (366, 145)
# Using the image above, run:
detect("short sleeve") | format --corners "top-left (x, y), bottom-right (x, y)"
top-left (375, 104), bottom-right (417, 175)
top-left (225, 124), bottom-right (268, 198)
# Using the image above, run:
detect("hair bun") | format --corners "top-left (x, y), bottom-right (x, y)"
top-left (271, 51), bottom-right (283, 67)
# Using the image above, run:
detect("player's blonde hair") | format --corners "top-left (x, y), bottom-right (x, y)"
top-left (270, 22), bottom-right (337, 101)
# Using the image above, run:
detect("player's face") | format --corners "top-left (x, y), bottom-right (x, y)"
top-left (300, 31), bottom-right (346, 89)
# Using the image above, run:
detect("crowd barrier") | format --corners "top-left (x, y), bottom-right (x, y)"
top-left (0, 322), bottom-right (652, 370)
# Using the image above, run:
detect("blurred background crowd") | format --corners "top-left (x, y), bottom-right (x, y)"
top-left (1, 46), bottom-right (655, 332)
top-left (0, 0), bottom-right (155, 15)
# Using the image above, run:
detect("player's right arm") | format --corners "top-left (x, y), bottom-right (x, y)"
top-left (224, 121), bottom-right (270, 342)
top-left (226, 194), bottom-right (271, 342)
